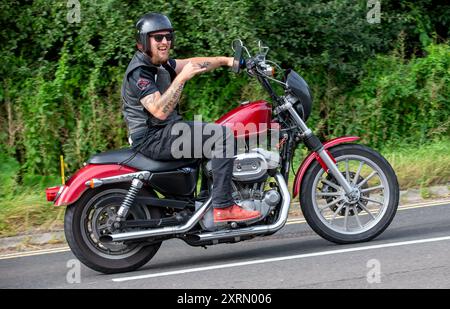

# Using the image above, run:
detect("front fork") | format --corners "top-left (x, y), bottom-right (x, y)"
top-left (285, 101), bottom-right (355, 196)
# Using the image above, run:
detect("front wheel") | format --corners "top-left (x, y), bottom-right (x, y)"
top-left (300, 144), bottom-right (399, 244)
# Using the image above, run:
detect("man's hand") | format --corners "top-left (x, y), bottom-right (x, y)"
top-left (226, 57), bottom-right (233, 68)
top-left (177, 61), bottom-right (207, 83)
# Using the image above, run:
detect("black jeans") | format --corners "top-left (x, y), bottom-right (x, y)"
top-left (132, 121), bottom-right (236, 208)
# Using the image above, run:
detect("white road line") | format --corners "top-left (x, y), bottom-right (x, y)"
top-left (112, 235), bottom-right (450, 282)
top-left (0, 247), bottom-right (70, 260)
top-left (1, 199), bottom-right (449, 260)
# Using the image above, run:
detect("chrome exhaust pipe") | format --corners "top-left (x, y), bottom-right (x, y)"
top-left (189, 173), bottom-right (291, 242)
top-left (100, 196), bottom-right (212, 243)
top-left (100, 172), bottom-right (290, 244)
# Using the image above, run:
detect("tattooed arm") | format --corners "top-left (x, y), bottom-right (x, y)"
top-left (174, 57), bottom-right (233, 75)
top-left (140, 80), bottom-right (183, 120)
top-left (140, 62), bottom-right (206, 120)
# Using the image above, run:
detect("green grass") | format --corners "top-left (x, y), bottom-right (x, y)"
top-left (0, 139), bottom-right (449, 237)
top-left (0, 188), bottom-right (65, 237)
top-left (288, 139), bottom-right (450, 191)
top-left (381, 139), bottom-right (450, 189)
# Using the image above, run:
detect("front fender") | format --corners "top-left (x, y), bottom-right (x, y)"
top-left (54, 164), bottom-right (138, 206)
top-left (292, 136), bottom-right (360, 198)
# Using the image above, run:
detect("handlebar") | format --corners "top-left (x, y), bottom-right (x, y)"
top-left (231, 39), bottom-right (293, 107)
top-left (231, 39), bottom-right (283, 84)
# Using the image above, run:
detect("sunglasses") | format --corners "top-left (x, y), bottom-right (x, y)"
top-left (149, 33), bottom-right (174, 42)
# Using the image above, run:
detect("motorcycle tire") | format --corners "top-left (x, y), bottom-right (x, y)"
top-left (64, 184), bottom-right (162, 274)
top-left (300, 143), bottom-right (399, 244)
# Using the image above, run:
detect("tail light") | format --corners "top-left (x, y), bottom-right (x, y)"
top-left (46, 186), bottom-right (63, 202)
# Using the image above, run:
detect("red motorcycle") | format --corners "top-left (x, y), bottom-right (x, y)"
top-left (46, 40), bottom-right (399, 274)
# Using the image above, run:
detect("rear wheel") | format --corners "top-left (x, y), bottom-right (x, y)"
top-left (300, 144), bottom-right (399, 244)
top-left (64, 184), bottom-right (162, 274)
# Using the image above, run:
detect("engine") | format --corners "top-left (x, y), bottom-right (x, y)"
top-left (232, 181), bottom-right (281, 218)
top-left (200, 149), bottom-right (281, 231)
top-left (205, 148), bottom-right (280, 182)
top-left (232, 148), bottom-right (280, 182)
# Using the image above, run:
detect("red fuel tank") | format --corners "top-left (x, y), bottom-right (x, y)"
top-left (215, 100), bottom-right (274, 137)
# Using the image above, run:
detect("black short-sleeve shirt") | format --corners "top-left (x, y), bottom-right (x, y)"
top-left (127, 58), bottom-right (177, 100)
top-left (121, 55), bottom-right (181, 143)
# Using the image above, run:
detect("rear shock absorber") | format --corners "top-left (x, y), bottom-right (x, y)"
top-left (116, 178), bottom-right (143, 220)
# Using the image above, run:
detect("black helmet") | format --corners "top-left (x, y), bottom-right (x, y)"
top-left (136, 13), bottom-right (174, 53)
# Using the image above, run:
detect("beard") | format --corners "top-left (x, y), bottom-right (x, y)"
top-left (148, 46), bottom-right (170, 65)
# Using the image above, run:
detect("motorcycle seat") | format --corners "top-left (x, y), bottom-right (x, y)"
top-left (87, 148), bottom-right (199, 172)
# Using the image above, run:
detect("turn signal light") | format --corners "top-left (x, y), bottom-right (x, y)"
top-left (46, 186), bottom-right (61, 202)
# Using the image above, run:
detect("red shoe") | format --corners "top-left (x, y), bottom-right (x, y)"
top-left (214, 204), bottom-right (261, 223)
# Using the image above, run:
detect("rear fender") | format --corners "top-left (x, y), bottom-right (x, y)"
top-left (54, 164), bottom-right (138, 206)
top-left (292, 136), bottom-right (360, 198)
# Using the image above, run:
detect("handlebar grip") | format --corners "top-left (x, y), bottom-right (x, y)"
top-left (239, 58), bottom-right (246, 69)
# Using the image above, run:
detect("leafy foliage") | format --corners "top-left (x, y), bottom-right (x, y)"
top-left (322, 42), bottom-right (450, 148)
top-left (0, 0), bottom-right (449, 184)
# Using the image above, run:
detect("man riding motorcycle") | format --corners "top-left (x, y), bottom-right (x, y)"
top-left (47, 14), bottom-right (399, 274)
top-left (121, 12), bottom-right (261, 223)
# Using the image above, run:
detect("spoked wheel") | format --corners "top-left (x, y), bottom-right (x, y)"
top-left (300, 144), bottom-right (399, 244)
top-left (64, 184), bottom-right (162, 274)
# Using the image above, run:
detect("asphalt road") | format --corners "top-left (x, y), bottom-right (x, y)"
top-left (1, 201), bottom-right (450, 289)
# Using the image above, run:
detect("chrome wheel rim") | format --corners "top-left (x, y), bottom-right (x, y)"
top-left (311, 155), bottom-right (390, 235)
